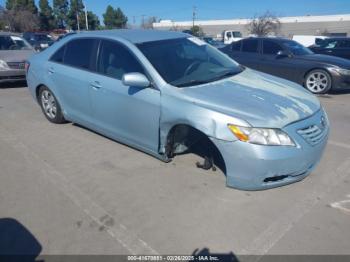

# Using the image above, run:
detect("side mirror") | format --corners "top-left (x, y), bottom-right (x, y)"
top-left (276, 50), bottom-right (290, 59)
top-left (122, 73), bottom-right (150, 88)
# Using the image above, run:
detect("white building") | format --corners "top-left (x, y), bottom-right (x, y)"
top-left (153, 14), bottom-right (350, 38)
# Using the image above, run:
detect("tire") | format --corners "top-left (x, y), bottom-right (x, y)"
top-left (38, 86), bottom-right (66, 124)
top-left (304, 69), bottom-right (332, 94)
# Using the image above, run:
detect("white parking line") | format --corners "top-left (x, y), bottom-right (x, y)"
top-left (328, 140), bottom-right (350, 150)
top-left (0, 126), bottom-right (159, 255)
top-left (240, 157), bottom-right (350, 259)
top-left (330, 195), bottom-right (350, 216)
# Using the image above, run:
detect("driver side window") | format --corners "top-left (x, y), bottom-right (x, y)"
top-left (97, 40), bottom-right (145, 80)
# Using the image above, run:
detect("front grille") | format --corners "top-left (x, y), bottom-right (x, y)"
top-left (298, 124), bottom-right (327, 146)
top-left (6, 62), bottom-right (25, 70)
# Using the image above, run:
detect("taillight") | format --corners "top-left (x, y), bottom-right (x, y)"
top-left (25, 61), bottom-right (30, 74)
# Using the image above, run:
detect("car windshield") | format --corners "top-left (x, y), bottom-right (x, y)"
top-left (0, 35), bottom-right (32, 50)
top-left (281, 40), bottom-right (313, 55)
top-left (318, 39), bottom-right (338, 48)
top-left (137, 37), bottom-right (243, 87)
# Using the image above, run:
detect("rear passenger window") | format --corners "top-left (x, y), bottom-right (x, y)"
top-left (263, 40), bottom-right (283, 55)
top-left (232, 41), bottom-right (242, 51)
top-left (242, 39), bottom-right (259, 53)
top-left (50, 45), bottom-right (65, 63)
top-left (97, 40), bottom-right (144, 80)
top-left (64, 39), bottom-right (98, 70)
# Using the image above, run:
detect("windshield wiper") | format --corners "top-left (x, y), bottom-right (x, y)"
top-left (207, 69), bottom-right (241, 82)
top-left (176, 79), bottom-right (212, 87)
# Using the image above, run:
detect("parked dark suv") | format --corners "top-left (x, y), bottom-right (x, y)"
top-left (310, 38), bottom-right (350, 60)
top-left (220, 37), bottom-right (350, 94)
top-left (23, 32), bottom-right (54, 51)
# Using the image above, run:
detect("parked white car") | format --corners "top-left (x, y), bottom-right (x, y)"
top-left (292, 35), bottom-right (328, 47)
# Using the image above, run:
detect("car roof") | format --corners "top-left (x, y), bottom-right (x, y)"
top-left (326, 37), bottom-right (350, 41)
top-left (243, 37), bottom-right (291, 41)
top-left (76, 29), bottom-right (189, 44)
top-left (0, 32), bottom-right (22, 36)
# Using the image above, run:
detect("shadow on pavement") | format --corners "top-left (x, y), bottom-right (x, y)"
top-left (0, 81), bottom-right (27, 89)
top-left (0, 218), bottom-right (42, 262)
top-left (192, 248), bottom-right (239, 262)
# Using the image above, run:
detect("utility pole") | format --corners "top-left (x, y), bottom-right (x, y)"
top-left (76, 12), bottom-right (80, 31)
top-left (84, 1), bottom-right (89, 30)
top-left (192, 6), bottom-right (196, 28)
top-left (141, 15), bottom-right (146, 28)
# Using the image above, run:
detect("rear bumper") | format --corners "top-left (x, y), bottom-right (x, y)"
top-left (210, 110), bottom-right (329, 190)
top-left (0, 69), bottom-right (26, 83)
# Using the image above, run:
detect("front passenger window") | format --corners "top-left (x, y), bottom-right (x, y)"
top-left (263, 40), bottom-right (283, 55)
top-left (97, 40), bottom-right (145, 80)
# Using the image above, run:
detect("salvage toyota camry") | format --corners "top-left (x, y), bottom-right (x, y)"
top-left (26, 30), bottom-right (329, 190)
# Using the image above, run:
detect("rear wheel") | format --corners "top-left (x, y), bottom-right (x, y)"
top-left (304, 69), bottom-right (332, 94)
top-left (39, 86), bottom-right (65, 124)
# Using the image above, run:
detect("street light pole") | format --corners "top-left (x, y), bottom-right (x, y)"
top-left (83, 1), bottom-right (89, 30)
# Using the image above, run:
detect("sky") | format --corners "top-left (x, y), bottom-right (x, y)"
top-left (1, 0), bottom-right (350, 25)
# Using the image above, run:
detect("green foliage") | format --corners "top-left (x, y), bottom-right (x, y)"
top-left (53, 0), bottom-right (69, 29)
top-left (67, 0), bottom-right (84, 30)
top-left (39, 0), bottom-right (56, 30)
top-left (103, 5), bottom-right (128, 29)
top-left (87, 11), bottom-right (100, 30)
top-left (190, 25), bottom-right (205, 37)
top-left (6, 0), bottom-right (37, 13)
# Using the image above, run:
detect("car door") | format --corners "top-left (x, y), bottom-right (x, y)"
top-left (234, 38), bottom-right (261, 70)
top-left (47, 38), bottom-right (98, 124)
top-left (259, 39), bottom-right (299, 81)
top-left (89, 39), bottom-right (161, 153)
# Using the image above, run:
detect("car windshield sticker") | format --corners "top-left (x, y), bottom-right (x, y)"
top-left (188, 37), bottom-right (206, 46)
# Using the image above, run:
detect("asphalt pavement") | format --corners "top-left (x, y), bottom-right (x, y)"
top-left (0, 84), bottom-right (350, 258)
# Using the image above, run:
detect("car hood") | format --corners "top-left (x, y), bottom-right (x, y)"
top-left (180, 69), bottom-right (321, 128)
top-left (296, 54), bottom-right (350, 69)
top-left (0, 50), bottom-right (35, 62)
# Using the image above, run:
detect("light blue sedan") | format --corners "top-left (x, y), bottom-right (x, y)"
top-left (26, 30), bottom-right (329, 190)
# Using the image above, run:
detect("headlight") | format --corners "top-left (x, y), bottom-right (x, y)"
top-left (228, 124), bottom-right (296, 146)
top-left (332, 68), bottom-right (350, 76)
top-left (0, 60), bottom-right (10, 71)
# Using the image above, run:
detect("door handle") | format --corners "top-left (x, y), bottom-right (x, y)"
top-left (90, 81), bottom-right (102, 89)
top-left (48, 67), bottom-right (55, 74)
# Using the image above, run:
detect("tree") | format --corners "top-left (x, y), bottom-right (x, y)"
top-left (247, 11), bottom-right (281, 36)
top-left (6, 0), bottom-right (37, 13)
top-left (53, 0), bottom-right (69, 29)
top-left (103, 5), bottom-right (128, 29)
top-left (87, 11), bottom-right (100, 30)
top-left (1, 9), bottom-right (39, 32)
top-left (141, 16), bottom-right (157, 29)
top-left (190, 25), bottom-right (204, 37)
top-left (39, 0), bottom-right (56, 30)
top-left (67, 0), bottom-right (84, 30)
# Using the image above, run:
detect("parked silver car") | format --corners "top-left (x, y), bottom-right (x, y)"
top-left (0, 32), bottom-right (34, 83)
top-left (27, 30), bottom-right (329, 190)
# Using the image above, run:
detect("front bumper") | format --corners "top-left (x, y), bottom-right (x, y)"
top-left (210, 110), bottom-right (329, 190)
top-left (331, 72), bottom-right (350, 91)
top-left (0, 69), bottom-right (26, 83)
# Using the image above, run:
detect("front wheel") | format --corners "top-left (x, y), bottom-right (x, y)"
top-left (304, 69), bottom-right (332, 94)
top-left (39, 86), bottom-right (66, 124)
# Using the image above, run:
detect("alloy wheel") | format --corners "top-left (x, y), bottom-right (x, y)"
top-left (41, 90), bottom-right (57, 119)
top-left (306, 71), bottom-right (329, 93)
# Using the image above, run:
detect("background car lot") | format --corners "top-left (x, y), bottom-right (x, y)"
top-left (0, 83), bottom-right (350, 257)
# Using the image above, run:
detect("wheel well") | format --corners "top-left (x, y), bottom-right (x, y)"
top-left (35, 84), bottom-right (45, 102)
top-left (165, 124), bottom-right (226, 174)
